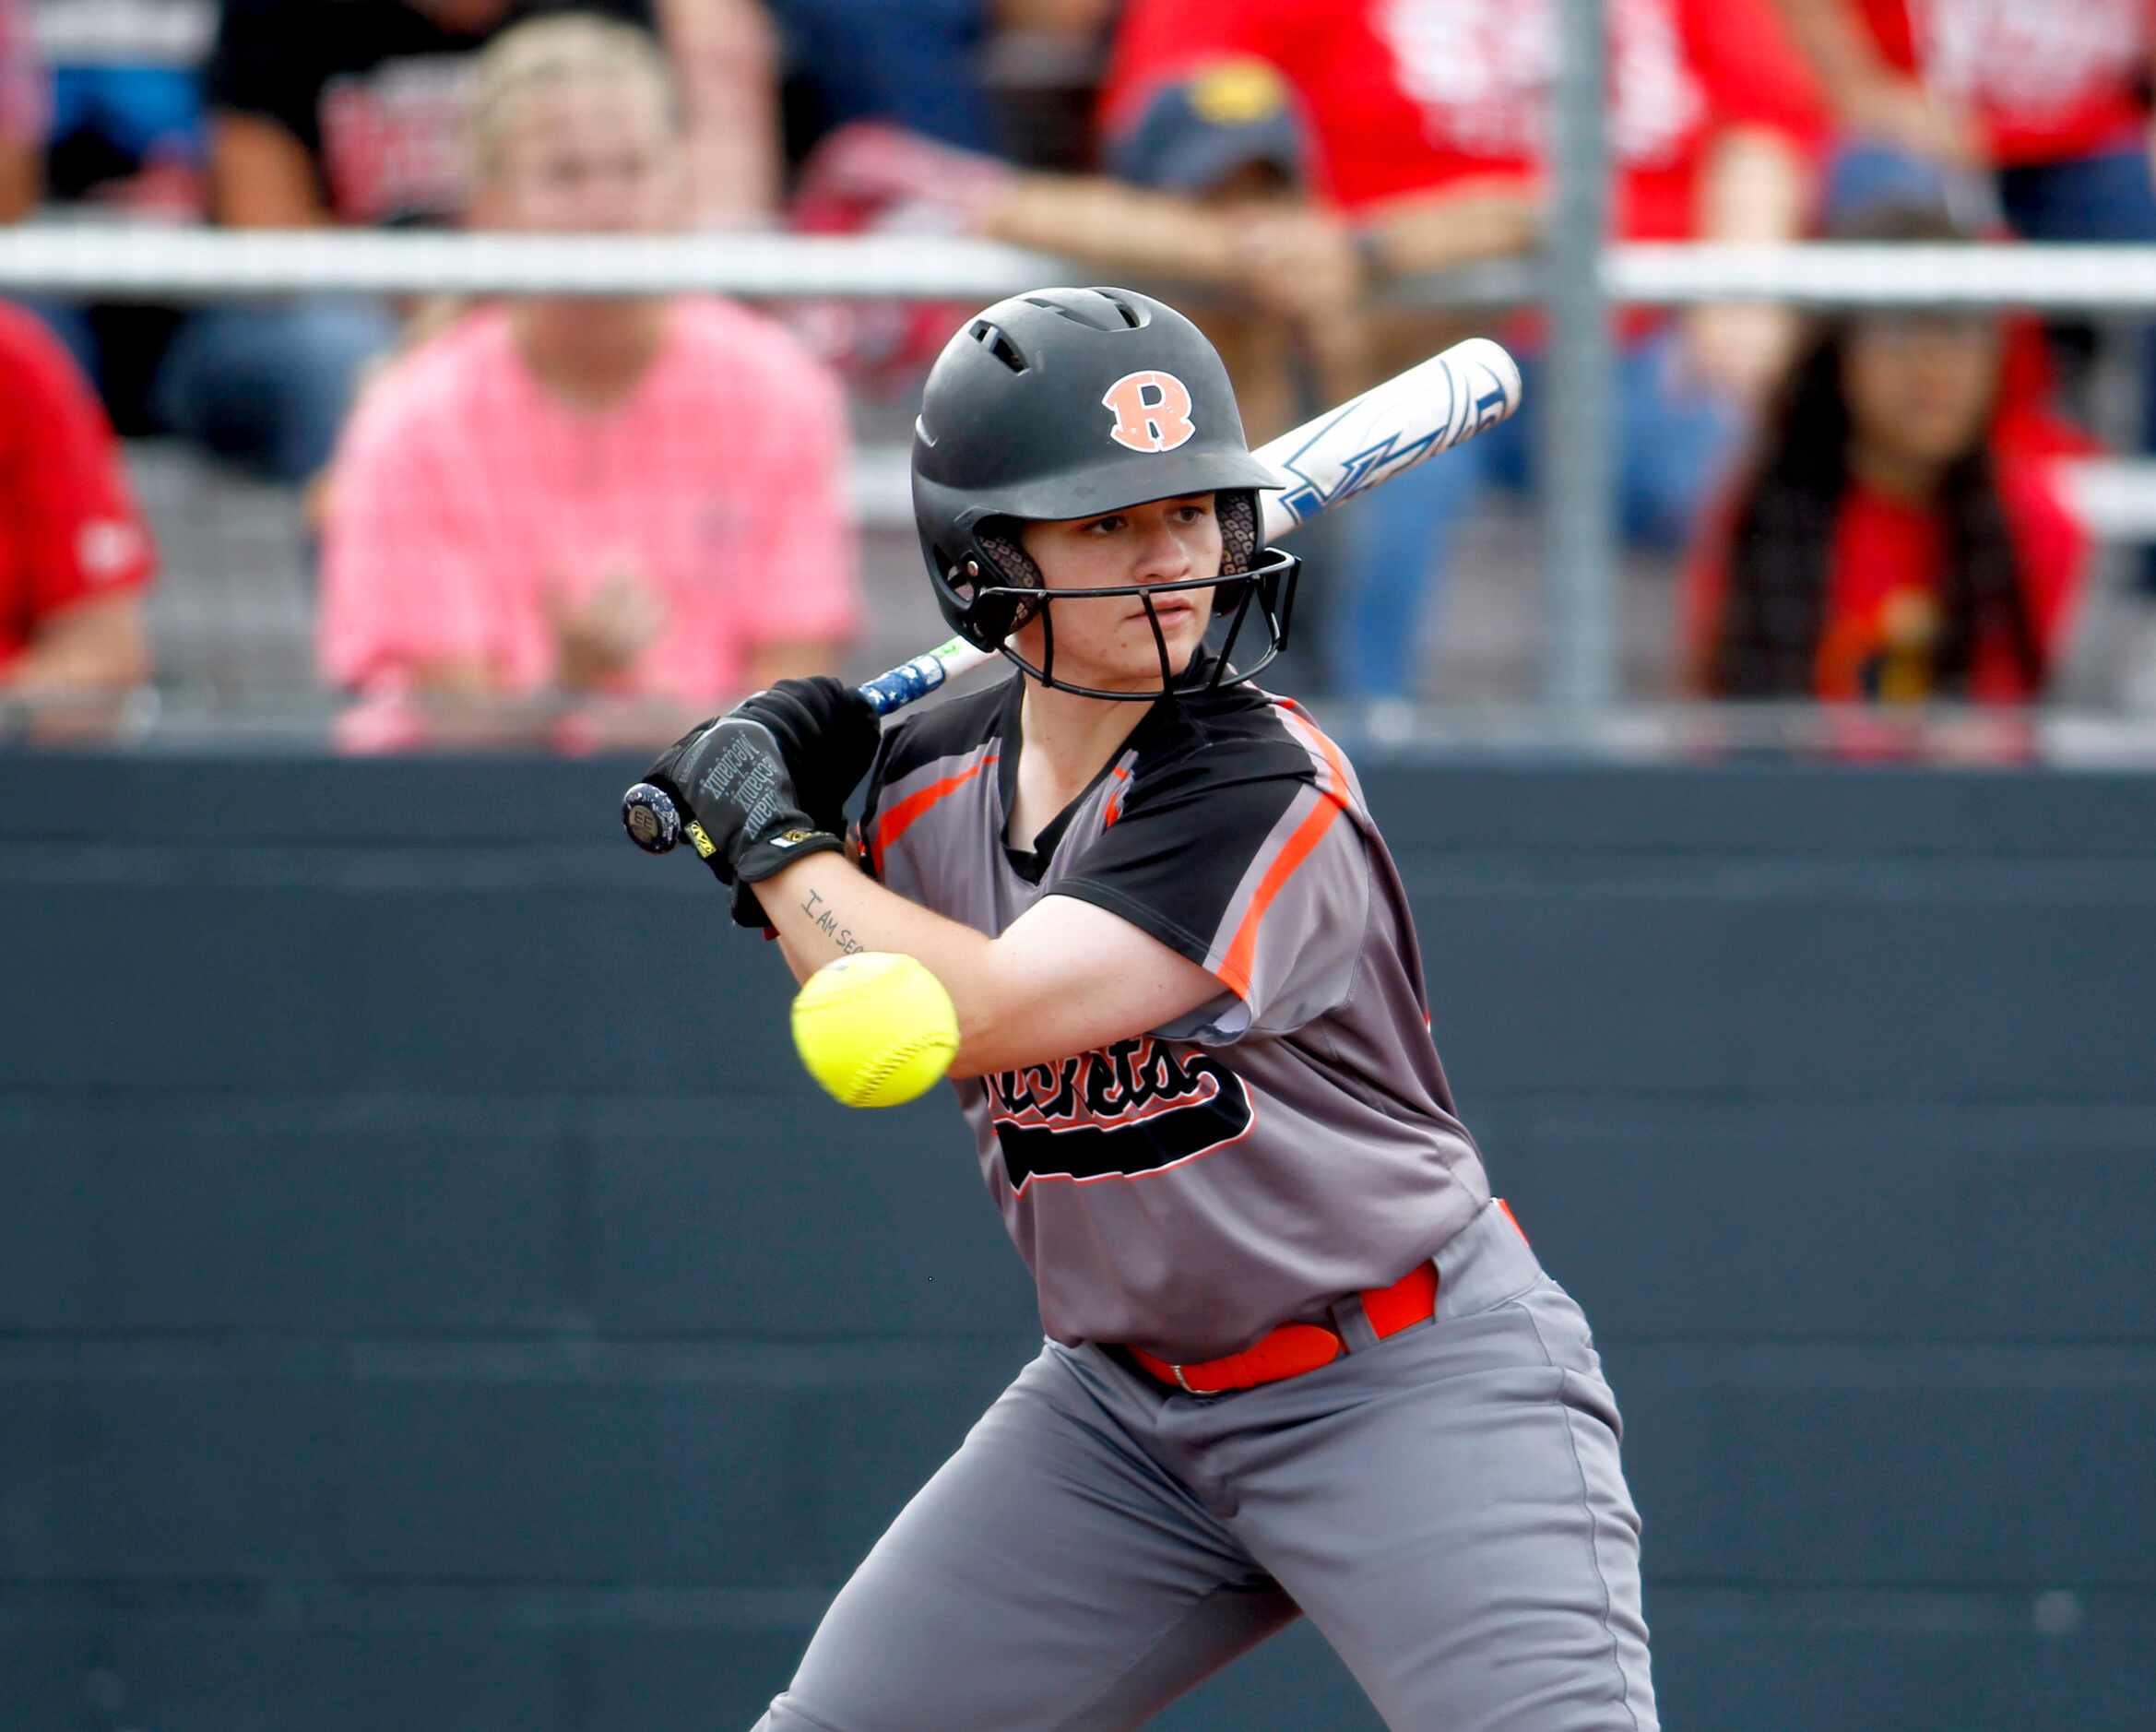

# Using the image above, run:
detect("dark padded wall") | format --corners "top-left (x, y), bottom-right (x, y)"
top-left (3, 751), bottom-right (2151, 1731)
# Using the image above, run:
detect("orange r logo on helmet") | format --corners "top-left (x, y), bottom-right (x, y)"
top-left (1101, 371), bottom-right (1197, 453)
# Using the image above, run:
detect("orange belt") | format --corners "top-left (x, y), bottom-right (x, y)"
top-left (1129, 1259), bottom-right (1440, 1396)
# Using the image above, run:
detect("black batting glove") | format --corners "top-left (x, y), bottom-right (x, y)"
top-left (720, 678), bottom-right (881, 930)
top-left (733, 678), bottom-right (883, 828)
top-left (639, 714), bottom-right (845, 891)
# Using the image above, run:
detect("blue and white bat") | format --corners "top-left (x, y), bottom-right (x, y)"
top-left (621, 336), bottom-right (1522, 856)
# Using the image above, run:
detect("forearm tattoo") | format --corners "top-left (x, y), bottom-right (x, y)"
top-left (801, 886), bottom-right (864, 955)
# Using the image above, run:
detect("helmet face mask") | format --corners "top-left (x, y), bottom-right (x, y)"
top-left (970, 541), bottom-right (1302, 703)
top-left (914, 288), bottom-right (1299, 701)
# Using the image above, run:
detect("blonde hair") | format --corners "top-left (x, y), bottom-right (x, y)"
top-left (465, 13), bottom-right (682, 183)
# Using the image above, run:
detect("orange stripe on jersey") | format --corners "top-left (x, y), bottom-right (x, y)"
top-left (1216, 789), bottom-right (1340, 1001)
top-left (1273, 701), bottom-right (1352, 799)
top-left (1213, 704), bottom-right (1356, 1001)
top-left (871, 753), bottom-right (998, 871)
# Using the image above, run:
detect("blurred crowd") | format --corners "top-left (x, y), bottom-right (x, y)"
top-left (3, 0), bottom-right (2154, 743)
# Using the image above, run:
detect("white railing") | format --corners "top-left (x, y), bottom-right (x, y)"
top-left (1609, 242), bottom-right (2156, 311)
top-left (9, 224), bottom-right (2156, 311)
top-left (11, 219), bottom-right (2156, 711)
top-left (0, 225), bottom-right (1075, 302)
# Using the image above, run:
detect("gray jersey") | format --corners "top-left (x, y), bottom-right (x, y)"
top-left (859, 672), bottom-right (1491, 1361)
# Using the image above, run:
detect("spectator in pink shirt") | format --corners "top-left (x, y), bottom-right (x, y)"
top-left (320, 13), bottom-right (859, 752)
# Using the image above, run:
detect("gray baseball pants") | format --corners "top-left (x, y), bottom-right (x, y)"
top-left (754, 1203), bottom-right (1656, 1731)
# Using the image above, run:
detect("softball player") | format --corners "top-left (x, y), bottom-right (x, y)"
top-left (640, 288), bottom-right (1656, 1730)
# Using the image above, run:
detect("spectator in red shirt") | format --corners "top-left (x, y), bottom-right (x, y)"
top-left (1105, 0), bottom-right (1829, 700)
top-left (0, 303), bottom-right (156, 716)
top-left (1684, 204), bottom-right (2091, 703)
top-left (319, 14), bottom-right (859, 753)
top-left (1775, 0), bottom-right (2156, 665)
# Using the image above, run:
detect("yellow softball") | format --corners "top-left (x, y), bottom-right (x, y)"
top-left (790, 953), bottom-right (961, 1109)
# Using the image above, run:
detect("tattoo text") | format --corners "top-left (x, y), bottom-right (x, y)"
top-left (802, 887), bottom-right (865, 955)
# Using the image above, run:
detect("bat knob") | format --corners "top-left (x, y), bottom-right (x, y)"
top-left (622, 782), bottom-right (681, 854)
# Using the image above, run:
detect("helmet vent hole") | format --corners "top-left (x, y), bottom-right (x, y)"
top-left (1097, 291), bottom-right (1146, 328)
top-left (1024, 291), bottom-right (1151, 332)
top-left (968, 321), bottom-right (1030, 374)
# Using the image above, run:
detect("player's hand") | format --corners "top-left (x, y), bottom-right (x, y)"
top-left (723, 677), bottom-right (881, 929)
top-left (638, 712), bottom-right (846, 892)
top-left (733, 677), bottom-right (882, 824)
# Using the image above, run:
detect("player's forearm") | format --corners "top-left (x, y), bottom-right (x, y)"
top-left (760, 852), bottom-right (1017, 1067)
top-left (758, 852), bottom-right (1227, 1078)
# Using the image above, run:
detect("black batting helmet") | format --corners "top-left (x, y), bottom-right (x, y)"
top-left (911, 286), bottom-right (1299, 699)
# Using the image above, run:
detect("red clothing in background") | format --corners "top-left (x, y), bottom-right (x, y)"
top-left (0, 304), bottom-right (156, 672)
top-left (1683, 447), bottom-right (2087, 701)
top-left (1103, 0), bottom-right (1825, 235)
top-left (1853, 0), bottom-right (2153, 165)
